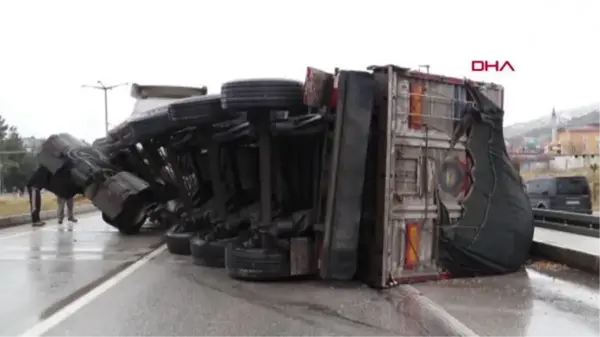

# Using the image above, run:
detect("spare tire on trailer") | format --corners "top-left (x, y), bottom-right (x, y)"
top-left (220, 79), bottom-right (305, 112)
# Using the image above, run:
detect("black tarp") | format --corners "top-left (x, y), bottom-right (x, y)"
top-left (438, 82), bottom-right (534, 276)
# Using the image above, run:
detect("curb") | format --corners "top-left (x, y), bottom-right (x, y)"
top-left (530, 241), bottom-right (599, 274)
top-left (398, 285), bottom-right (479, 336)
top-left (0, 204), bottom-right (99, 230)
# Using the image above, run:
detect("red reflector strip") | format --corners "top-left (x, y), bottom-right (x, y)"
top-left (409, 83), bottom-right (424, 129)
top-left (404, 223), bottom-right (420, 269)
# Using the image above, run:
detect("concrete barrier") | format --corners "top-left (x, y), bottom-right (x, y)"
top-left (530, 241), bottom-right (599, 274)
top-left (0, 204), bottom-right (99, 230)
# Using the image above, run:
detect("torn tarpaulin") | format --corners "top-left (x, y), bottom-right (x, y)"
top-left (438, 81), bottom-right (534, 277)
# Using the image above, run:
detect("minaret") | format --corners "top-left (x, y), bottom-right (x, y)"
top-left (551, 107), bottom-right (558, 144)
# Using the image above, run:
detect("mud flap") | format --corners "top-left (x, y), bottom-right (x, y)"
top-left (319, 71), bottom-right (375, 281)
top-left (290, 237), bottom-right (314, 276)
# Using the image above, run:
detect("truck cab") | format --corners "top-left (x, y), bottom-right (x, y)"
top-left (129, 83), bottom-right (208, 117)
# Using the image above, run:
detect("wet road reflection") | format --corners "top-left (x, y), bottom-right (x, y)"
top-left (525, 267), bottom-right (599, 336)
top-left (0, 213), bottom-right (163, 336)
top-left (44, 251), bottom-right (469, 336)
top-left (3, 213), bottom-right (597, 336)
top-left (412, 263), bottom-right (599, 336)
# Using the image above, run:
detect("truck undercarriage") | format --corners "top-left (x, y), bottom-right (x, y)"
top-left (29, 64), bottom-right (534, 287)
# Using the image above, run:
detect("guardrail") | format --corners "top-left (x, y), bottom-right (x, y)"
top-left (532, 209), bottom-right (599, 229)
top-left (531, 208), bottom-right (599, 274)
top-left (534, 219), bottom-right (599, 238)
top-left (532, 209), bottom-right (599, 238)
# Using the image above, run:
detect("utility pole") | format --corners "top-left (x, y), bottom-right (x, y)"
top-left (81, 81), bottom-right (129, 135)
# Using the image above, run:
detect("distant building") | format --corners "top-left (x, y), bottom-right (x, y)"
top-left (22, 137), bottom-right (45, 153)
top-left (556, 123), bottom-right (600, 155)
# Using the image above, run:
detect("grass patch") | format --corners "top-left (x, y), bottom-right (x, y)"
top-left (0, 194), bottom-right (90, 218)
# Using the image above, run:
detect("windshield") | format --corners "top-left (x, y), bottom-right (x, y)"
top-left (556, 176), bottom-right (590, 195)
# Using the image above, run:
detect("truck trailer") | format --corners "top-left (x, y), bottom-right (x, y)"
top-left (31, 64), bottom-right (534, 288)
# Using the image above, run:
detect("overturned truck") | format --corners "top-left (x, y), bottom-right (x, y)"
top-left (30, 64), bottom-right (533, 287)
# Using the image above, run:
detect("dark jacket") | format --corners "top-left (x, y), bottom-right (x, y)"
top-left (26, 166), bottom-right (50, 189)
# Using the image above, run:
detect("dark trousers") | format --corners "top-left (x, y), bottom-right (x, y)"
top-left (27, 186), bottom-right (42, 223)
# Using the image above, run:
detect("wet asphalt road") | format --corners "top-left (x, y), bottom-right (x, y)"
top-left (0, 214), bottom-right (598, 336)
top-left (0, 213), bottom-right (164, 336)
top-left (412, 263), bottom-right (599, 336)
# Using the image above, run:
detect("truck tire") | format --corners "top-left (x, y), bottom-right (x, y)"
top-left (168, 94), bottom-right (232, 124)
top-left (101, 212), bottom-right (146, 235)
top-left (225, 241), bottom-right (290, 281)
top-left (190, 235), bottom-right (238, 268)
top-left (438, 158), bottom-right (466, 197)
top-left (220, 79), bottom-right (305, 112)
top-left (165, 224), bottom-right (194, 255)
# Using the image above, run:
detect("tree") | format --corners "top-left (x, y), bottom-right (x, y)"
top-left (0, 115), bottom-right (37, 192)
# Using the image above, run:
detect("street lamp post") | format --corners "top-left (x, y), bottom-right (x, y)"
top-left (418, 64), bottom-right (431, 73)
top-left (81, 81), bottom-right (129, 135)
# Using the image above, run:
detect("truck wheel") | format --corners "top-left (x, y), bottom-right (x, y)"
top-left (101, 211), bottom-right (146, 235)
top-left (225, 240), bottom-right (290, 281)
top-left (190, 235), bottom-right (238, 268)
top-left (220, 79), bottom-right (305, 112)
top-left (168, 94), bottom-right (233, 123)
top-left (165, 224), bottom-right (194, 255)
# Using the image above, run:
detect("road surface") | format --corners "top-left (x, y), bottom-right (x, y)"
top-left (0, 213), bottom-right (597, 336)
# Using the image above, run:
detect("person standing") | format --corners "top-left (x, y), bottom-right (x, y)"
top-left (57, 197), bottom-right (78, 224)
top-left (26, 181), bottom-right (45, 227)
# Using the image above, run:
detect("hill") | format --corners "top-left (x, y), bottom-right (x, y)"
top-left (504, 103), bottom-right (600, 145)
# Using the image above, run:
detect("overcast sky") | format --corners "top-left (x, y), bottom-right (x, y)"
top-left (0, 0), bottom-right (598, 141)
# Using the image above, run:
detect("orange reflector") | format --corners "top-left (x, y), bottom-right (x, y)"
top-left (404, 223), bottom-right (420, 269)
top-left (409, 82), bottom-right (424, 129)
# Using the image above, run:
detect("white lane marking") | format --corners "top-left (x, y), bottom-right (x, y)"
top-left (19, 244), bottom-right (167, 337)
